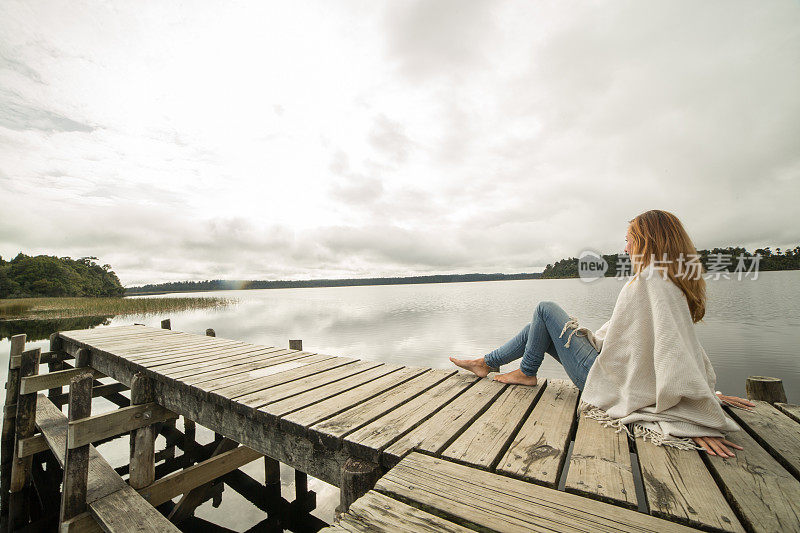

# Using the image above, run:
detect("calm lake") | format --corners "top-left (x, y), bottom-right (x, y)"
top-left (2, 271), bottom-right (798, 530)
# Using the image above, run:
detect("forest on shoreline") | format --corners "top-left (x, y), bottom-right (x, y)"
top-left (541, 246), bottom-right (800, 278)
top-left (2, 245), bottom-right (797, 299)
top-left (0, 254), bottom-right (124, 299)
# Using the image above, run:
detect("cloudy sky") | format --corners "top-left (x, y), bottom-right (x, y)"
top-left (1, 1), bottom-right (798, 286)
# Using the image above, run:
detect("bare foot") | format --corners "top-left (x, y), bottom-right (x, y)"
top-left (449, 356), bottom-right (496, 378)
top-left (493, 369), bottom-right (538, 386)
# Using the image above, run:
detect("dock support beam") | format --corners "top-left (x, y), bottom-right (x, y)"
top-left (129, 373), bottom-right (156, 489)
top-left (0, 334), bottom-right (25, 530)
top-left (337, 458), bottom-right (381, 515)
top-left (745, 376), bottom-right (787, 403)
top-left (8, 348), bottom-right (40, 531)
top-left (59, 372), bottom-right (93, 525)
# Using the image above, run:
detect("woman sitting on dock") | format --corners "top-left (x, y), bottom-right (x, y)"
top-left (451, 209), bottom-right (754, 457)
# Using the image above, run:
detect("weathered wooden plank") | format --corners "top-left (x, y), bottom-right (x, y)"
top-left (280, 366), bottom-right (427, 437)
top-left (139, 445), bottom-right (262, 506)
top-left (564, 411), bottom-right (637, 509)
top-left (776, 402), bottom-right (800, 424)
top-left (338, 490), bottom-right (474, 533)
top-left (64, 340), bottom-right (350, 487)
top-left (199, 354), bottom-right (339, 396)
top-left (310, 369), bottom-right (456, 449)
top-left (344, 373), bottom-right (478, 463)
top-left (9, 348), bottom-right (40, 530)
top-left (163, 347), bottom-right (292, 380)
top-left (185, 351), bottom-right (319, 390)
top-left (17, 434), bottom-right (48, 457)
top-left (113, 337), bottom-right (244, 358)
top-left (382, 377), bottom-right (507, 467)
top-left (232, 358), bottom-right (361, 408)
top-left (725, 400), bottom-right (800, 479)
top-left (148, 348), bottom-right (298, 382)
top-left (68, 402), bottom-right (176, 449)
top-left (131, 343), bottom-right (276, 370)
top-left (34, 394), bottom-right (127, 503)
top-left (50, 382), bottom-right (129, 407)
top-left (177, 348), bottom-right (297, 385)
top-left (443, 380), bottom-right (546, 471)
top-left (376, 452), bottom-right (700, 533)
top-left (89, 484), bottom-right (181, 532)
top-left (705, 420), bottom-right (800, 533)
top-left (635, 436), bottom-right (744, 532)
top-left (167, 438), bottom-right (239, 524)
top-left (219, 357), bottom-right (352, 407)
top-left (240, 359), bottom-right (384, 410)
top-left (19, 367), bottom-right (104, 395)
top-left (60, 372), bottom-right (93, 523)
top-left (59, 511), bottom-right (103, 533)
top-left (495, 378), bottom-right (577, 484)
top-left (265, 364), bottom-right (403, 419)
top-left (1, 334), bottom-right (26, 529)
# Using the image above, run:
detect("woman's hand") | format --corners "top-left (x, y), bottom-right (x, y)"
top-left (692, 436), bottom-right (743, 457)
top-left (716, 392), bottom-right (755, 411)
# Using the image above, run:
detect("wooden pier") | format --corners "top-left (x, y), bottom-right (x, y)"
top-left (1, 323), bottom-right (798, 532)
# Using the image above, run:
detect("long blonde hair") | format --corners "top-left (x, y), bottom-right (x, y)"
top-left (628, 209), bottom-right (706, 323)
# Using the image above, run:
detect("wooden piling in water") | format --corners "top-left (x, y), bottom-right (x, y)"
top-left (0, 334), bottom-right (25, 530)
top-left (59, 372), bottom-right (93, 525)
top-left (129, 373), bottom-right (156, 490)
top-left (745, 376), bottom-right (787, 403)
top-left (8, 348), bottom-right (40, 531)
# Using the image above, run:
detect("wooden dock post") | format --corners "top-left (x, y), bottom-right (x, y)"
top-left (287, 339), bottom-right (314, 513)
top-left (745, 376), bottom-right (787, 403)
top-left (0, 334), bottom-right (25, 529)
top-left (8, 347), bottom-right (40, 531)
top-left (47, 333), bottom-right (66, 400)
top-left (59, 372), bottom-right (93, 525)
top-left (129, 373), bottom-right (156, 490)
top-left (337, 458), bottom-right (381, 515)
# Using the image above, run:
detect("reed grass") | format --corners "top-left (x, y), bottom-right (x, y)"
top-left (0, 296), bottom-right (235, 320)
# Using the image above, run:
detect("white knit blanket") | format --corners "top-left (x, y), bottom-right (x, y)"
top-left (570, 263), bottom-right (742, 450)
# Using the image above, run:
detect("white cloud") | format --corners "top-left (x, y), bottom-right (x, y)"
top-left (1, 0), bottom-right (798, 286)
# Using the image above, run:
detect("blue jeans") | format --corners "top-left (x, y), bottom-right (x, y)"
top-left (483, 301), bottom-right (599, 390)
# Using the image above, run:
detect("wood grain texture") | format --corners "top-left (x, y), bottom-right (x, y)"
top-left (495, 378), bottom-right (577, 484)
top-left (382, 376), bottom-right (506, 467)
top-left (311, 369), bottom-right (456, 449)
top-left (343, 373), bottom-right (478, 462)
top-left (263, 363), bottom-right (401, 419)
top-left (564, 411), bottom-right (637, 509)
top-left (241, 360), bottom-right (384, 411)
top-left (376, 452), bottom-right (700, 533)
top-left (443, 380), bottom-right (546, 471)
top-left (704, 420), bottom-right (800, 533)
top-left (776, 402), bottom-right (800, 424)
top-left (635, 437), bottom-right (743, 532)
top-left (725, 400), bottom-right (800, 479)
top-left (229, 357), bottom-right (359, 407)
top-left (35, 394), bottom-right (125, 504)
top-left (280, 366), bottom-right (427, 435)
top-left (338, 490), bottom-right (474, 533)
top-left (89, 484), bottom-right (180, 533)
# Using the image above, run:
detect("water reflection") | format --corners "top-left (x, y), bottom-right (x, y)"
top-left (0, 315), bottom-right (111, 342)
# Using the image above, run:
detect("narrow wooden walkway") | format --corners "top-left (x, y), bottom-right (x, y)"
top-left (50, 325), bottom-right (800, 532)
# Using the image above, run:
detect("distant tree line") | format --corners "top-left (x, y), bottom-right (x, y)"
top-left (0, 254), bottom-right (125, 298)
top-left (126, 272), bottom-right (543, 295)
top-left (541, 246), bottom-right (800, 279)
